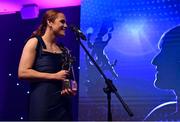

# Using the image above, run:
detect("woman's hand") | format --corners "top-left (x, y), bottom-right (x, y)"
top-left (61, 80), bottom-right (77, 96)
top-left (53, 70), bottom-right (69, 81)
top-left (60, 88), bottom-right (75, 96)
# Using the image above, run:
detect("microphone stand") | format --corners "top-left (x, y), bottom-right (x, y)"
top-left (73, 32), bottom-right (134, 121)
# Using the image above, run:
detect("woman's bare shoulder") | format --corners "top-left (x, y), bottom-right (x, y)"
top-left (24, 37), bottom-right (39, 50)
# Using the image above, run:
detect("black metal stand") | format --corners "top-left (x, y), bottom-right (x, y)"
top-left (74, 33), bottom-right (134, 121)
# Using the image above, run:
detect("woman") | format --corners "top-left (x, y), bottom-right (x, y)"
top-left (18, 9), bottom-right (77, 120)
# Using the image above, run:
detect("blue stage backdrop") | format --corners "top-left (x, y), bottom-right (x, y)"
top-left (79, 0), bottom-right (180, 121)
top-left (0, 6), bottom-right (80, 120)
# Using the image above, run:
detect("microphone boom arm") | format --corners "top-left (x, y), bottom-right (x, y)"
top-left (70, 26), bottom-right (134, 120)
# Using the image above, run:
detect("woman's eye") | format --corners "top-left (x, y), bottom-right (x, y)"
top-left (60, 20), bottom-right (65, 24)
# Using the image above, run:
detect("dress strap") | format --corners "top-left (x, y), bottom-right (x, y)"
top-left (34, 36), bottom-right (46, 58)
top-left (35, 36), bottom-right (47, 49)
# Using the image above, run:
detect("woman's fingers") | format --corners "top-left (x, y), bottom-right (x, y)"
top-left (60, 88), bottom-right (74, 96)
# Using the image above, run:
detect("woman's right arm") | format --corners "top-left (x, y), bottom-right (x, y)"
top-left (18, 38), bottom-right (68, 82)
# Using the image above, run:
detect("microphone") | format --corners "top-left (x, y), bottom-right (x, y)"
top-left (69, 25), bottom-right (87, 40)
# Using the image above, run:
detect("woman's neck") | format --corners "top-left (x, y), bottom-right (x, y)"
top-left (42, 28), bottom-right (56, 45)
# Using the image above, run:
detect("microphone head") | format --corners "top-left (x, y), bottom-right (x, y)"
top-left (69, 24), bottom-right (78, 31)
top-left (69, 24), bottom-right (87, 40)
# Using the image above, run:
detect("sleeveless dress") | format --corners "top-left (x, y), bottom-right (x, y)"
top-left (28, 36), bottom-right (73, 120)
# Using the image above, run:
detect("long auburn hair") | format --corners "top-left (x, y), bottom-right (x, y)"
top-left (30, 9), bottom-right (62, 38)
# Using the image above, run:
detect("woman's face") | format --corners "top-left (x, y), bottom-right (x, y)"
top-left (50, 13), bottom-right (67, 36)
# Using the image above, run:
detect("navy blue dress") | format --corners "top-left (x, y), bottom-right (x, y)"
top-left (29, 36), bottom-right (73, 120)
